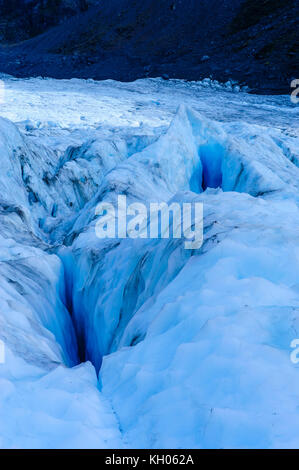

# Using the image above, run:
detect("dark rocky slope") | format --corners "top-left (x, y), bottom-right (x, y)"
top-left (0, 0), bottom-right (297, 93)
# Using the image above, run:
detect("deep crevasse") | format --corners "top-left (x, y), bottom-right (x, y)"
top-left (0, 76), bottom-right (298, 448)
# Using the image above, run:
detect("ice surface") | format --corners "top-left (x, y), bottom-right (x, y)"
top-left (0, 76), bottom-right (298, 448)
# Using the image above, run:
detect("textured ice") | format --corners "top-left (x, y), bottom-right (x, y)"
top-left (0, 76), bottom-right (298, 448)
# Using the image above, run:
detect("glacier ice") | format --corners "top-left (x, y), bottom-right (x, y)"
top-left (0, 76), bottom-right (298, 448)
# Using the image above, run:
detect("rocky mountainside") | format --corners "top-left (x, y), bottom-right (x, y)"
top-left (0, 0), bottom-right (297, 93)
top-left (0, 0), bottom-right (96, 42)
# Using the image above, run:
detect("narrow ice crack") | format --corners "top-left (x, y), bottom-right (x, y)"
top-left (0, 81), bottom-right (298, 448)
